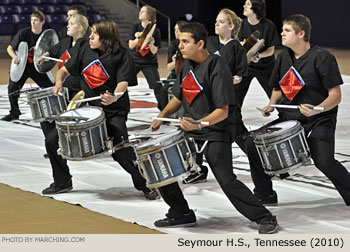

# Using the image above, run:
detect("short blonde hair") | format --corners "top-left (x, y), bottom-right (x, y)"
top-left (70, 14), bottom-right (89, 35)
top-left (219, 8), bottom-right (242, 39)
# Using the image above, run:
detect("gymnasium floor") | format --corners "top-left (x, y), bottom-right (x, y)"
top-left (0, 50), bottom-right (349, 234)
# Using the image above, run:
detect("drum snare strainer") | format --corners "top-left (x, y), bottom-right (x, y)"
top-left (253, 120), bottom-right (311, 175)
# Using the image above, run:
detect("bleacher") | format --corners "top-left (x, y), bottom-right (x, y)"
top-left (0, 0), bottom-right (108, 36)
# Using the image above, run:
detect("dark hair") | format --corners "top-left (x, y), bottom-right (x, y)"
top-left (93, 19), bottom-right (121, 53)
top-left (180, 22), bottom-right (208, 48)
top-left (251, 0), bottom-right (266, 19)
top-left (283, 14), bottom-right (311, 42)
top-left (144, 5), bottom-right (157, 23)
top-left (176, 20), bottom-right (188, 30)
top-left (31, 10), bottom-right (45, 21)
top-left (69, 5), bottom-right (87, 17)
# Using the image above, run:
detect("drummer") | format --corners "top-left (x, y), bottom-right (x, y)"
top-left (252, 14), bottom-right (350, 206)
top-left (2, 11), bottom-right (53, 121)
top-left (150, 22), bottom-right (278, 234)
top-left (36, 14), bottom-right (89, 195)
top-left (50, 19), bottom-right (159, 200)
top-left (38, 14), bottom-right (89, 99)
top-left (57, 5), bottom-right (89, 40)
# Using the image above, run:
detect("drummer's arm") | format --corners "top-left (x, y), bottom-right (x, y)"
top-left (262, 88), bottom-right (283, 116)
top-left (53, 66), bottom-right (70, 95)
top-left (7, 45), bottom-right (18, 63)
top-left (149, 37), bottom-right (158, 54)
top-left (101, 81), bottom-right (128, 105)
top-left (150, 97), bottom-right (182, 130)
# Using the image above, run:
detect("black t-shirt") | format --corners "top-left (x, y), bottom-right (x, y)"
top-left (238, 18), bottom-right (280, 69)
top-left (270, 45), bottom-right (343, 123)
top-left (172, 54), bottom-right (235, 142)
top-left (207, 36), bottom-right (247, 77)
top-left (10, 27), bottom-right (41, 64)
top-left (64, 43), bottom-right (138, 118)
top-left (128, 23), bottom-right (161, 65)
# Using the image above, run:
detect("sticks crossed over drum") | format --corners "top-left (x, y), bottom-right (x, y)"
top-left (151, 117), bottom-right (210, 125)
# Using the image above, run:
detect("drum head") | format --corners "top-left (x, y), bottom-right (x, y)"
top-left (255, 120), bottom-right (299, 140)
top-left (34, 29), bottom-right (59, 73)
top-left (137, 131), bottom-right (182, 149)
top-left (58, 107), bottom-right (103, 125)
top-left (10, 42), bottom-right (28, 82)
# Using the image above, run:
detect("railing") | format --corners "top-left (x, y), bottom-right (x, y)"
top-left (133, 0), bottom-right (171, 47)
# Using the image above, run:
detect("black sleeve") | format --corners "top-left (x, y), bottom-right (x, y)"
top-left (210, 58), bottom-right (235, 108)
top-left (263, 19), bottom-right (280, 48)
top-left (128, 23), bottom-right (138, 42)
top-left (154, 28), bottom-right (161, 48)
top-left (167, 40), bottom-right (178, 63)
top-left (10, 29), bottom-right (26, 50)
top-left (116, 49), bottom-right (138, 86)
top-left (269, 53), bottom-right (282, 89)
top-left (238, 20), bottom-right (246, 41)
top-left (58, 27), bottom-right (67, 40)
top-left (172, 64), bottom-right (184, 100)
top-left (232, 43), bottom-right (248, 76)
top-left (316, 50), bottom-right (343, 89)
top-left (64, 44), bottom-right (85, 77)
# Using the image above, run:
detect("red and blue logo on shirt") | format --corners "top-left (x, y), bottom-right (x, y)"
top-left (82, 59), bottom-right (110, 89)
top-left (181, 70), bottom-right (203, 105)
top-left (279, 66), bottom-right (305, 101)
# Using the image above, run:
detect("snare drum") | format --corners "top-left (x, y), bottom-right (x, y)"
top-left (135, 131), bottom-right (197, 188)
top-left (56, 107), bottom-right (112, 161)
top-left (253, 120), bottom-right (311, 175)
top-left (26, 87), bottom-right (68, 122)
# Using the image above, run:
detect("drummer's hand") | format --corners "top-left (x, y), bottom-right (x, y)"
top-left (299, 104), bottom-right (321, 117)
top-left (172, 54), bottom-right (176, 62)
top-left (13, 56), bottom-right (19, 65)
top-left (180, 117), bottom-right (199, 131)
top-left (135, 32), bottom-right (142, 39)
top-left (249, 53), bottom-right (261, 63)
top-left (37, 56), bottom-right (45, 65)
top-left (150, 118), bottom-right (163, 131)
top-left (101, 90), bottom-right (118, 105)
top-left (52, 83), bottom-right (63, 96)
top-left (262, 104), bottom-right (274, 117)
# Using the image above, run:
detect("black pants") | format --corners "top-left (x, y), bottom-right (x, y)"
top-left (135, 64), bottom-right (167, 110)
top-left (8, 64), bottom-right (53, 116)
top-left (235, 63), bottom-right (274, 108)
top-left (248, 118), bottom-right (350, 206)
top-left (158, 140), bottom-right (272, 223)
top-left (44, 114), bottom-right (148, 191)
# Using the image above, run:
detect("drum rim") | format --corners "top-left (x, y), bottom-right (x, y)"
top-left (254, 120), bottom-right (303, 143)
top-left (136, 131), bottom-right (184, 150)
top-left (136, 135), bottom-right (186, 156)
top-left (26, 87), bottom-right (68, 99)
top-left (56, 106), bottom-right (105, 128)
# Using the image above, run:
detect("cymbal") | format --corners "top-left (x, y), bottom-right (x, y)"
top-left (10, 41), bottom-right (28, 82)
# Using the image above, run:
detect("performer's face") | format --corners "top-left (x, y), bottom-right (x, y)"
top-left (67, 18), bottom-right (81, 37)
top-left (281, 23), bottom-right (301, 47)
top-left (179, 32), bottom-right (201, 60)
top-left (67, 10), bottom-right (78, 22)
top-left (89, 26), bottom-right (103, 50)
top-left (243, 0), bottom-right (254, 17)
top-left (31, 17), bottom-right (44, 34)
top-left (174, 25), bottom-right (180, 39)
top-left (215, 13), bottom-right (233, 37)
top-left (139, 6), bottom-right (149, 21)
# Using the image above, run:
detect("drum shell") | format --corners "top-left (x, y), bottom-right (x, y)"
top-left (253, 121), bottom-right (310, 175)
top-left (27, 87), bottom-right (67, 122)
top-left (56, 107), bottom-right (110, 161)
top-left (136, 132), bottom-right (196, 188)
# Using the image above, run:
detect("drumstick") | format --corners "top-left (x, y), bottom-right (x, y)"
top-left (42, 56), bottom-right (65, 63)
top-left (151, 117), bottom-right (210, 125)
top-left (270, 104), bottom-right (324, 111)
top-left (74, 92), bottom-right (124, 103)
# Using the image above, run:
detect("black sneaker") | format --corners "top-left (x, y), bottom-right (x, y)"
top-left (154, 210), bottom-right (197, 228)
top-left (1, 113), bottom-right (19, 121)
top-left (255, 191), bottom-right (278, 206)
top-left (142, 188), bottom-right (160, 200)
top-left (183, 170), bottom-right (208, 184)
top-left (42, 180), bottom-right (73, 195)
top-left (258, 215), bottom-right (279, 234)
